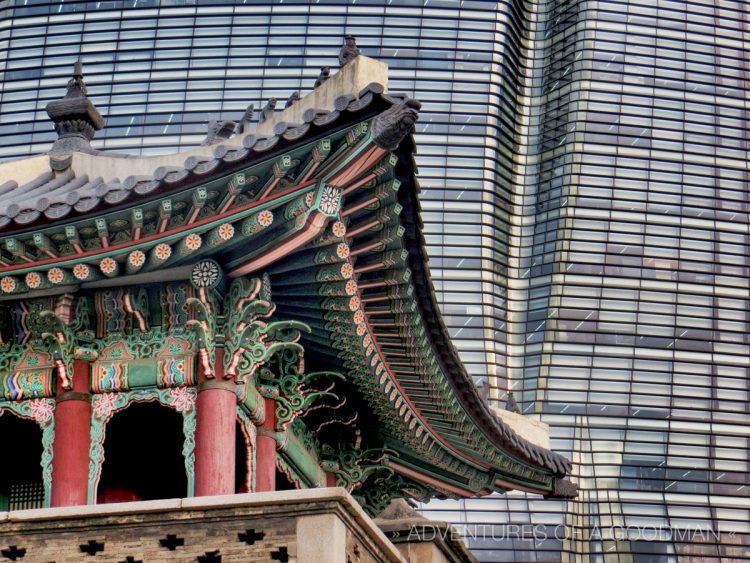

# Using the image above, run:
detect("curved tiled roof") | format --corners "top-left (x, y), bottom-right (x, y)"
top-left (0, 83), bottom-right (395, 233)
top-left (0, 59), bottom-right (575, 499)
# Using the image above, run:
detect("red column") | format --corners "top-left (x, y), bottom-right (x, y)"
top-left (255, 397), bottom-right (277, 492)
top-left (326, 473), bottom-right (337, 488)
top-left (194, 348), bottom-right (236, 496)
top-left (51, 359), bottom-right (92, 507)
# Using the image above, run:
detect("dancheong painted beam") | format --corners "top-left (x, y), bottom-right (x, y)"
top-left (0, 41), bottom-right (576, 516)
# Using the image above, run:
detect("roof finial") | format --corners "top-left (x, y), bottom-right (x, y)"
top-left (339, 35), bottom-right (360, 67)
top-left (505, 391), bottom-right (521, 414)
top-left (314, 66), bottom-right (331, 89)
top-left (45, 60), bottom-right (105, 168)
top-left (371, 98), bottom-right (421, 151)
top-left (66, 60), bottom-right (88, 98)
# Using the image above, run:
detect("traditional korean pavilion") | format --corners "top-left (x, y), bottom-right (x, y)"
top-left (0, 44), bottom-right (576, 525)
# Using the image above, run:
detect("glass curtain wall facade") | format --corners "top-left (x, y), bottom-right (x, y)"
top-left (423, 1), bottom-right (750, 561)
top-left (0, 1), bottom-right (748, 561)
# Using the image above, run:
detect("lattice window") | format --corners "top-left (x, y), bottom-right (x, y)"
top-left (9, 482), bottom-right (44, 511)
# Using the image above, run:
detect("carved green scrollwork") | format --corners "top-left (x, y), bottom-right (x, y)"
top-left (321, 446), bottom-right (395, 494)
top-left (222, 277), bottom-right (310, 382)
top-left (87, 387), bottom-right (197, 503)
top-left (39, 310), bottom-right (77, 390)
top-left (357, 474), bottom-right (431, 517)
top-left (258, 349), bottom-right (343, 431)
top-left (0, 399), bottom-right (55, 507)
top-left (185, 297), bottom-right (217, 378)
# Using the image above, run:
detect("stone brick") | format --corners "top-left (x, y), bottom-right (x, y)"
top-left (0, 489), bottom-right (404, 563)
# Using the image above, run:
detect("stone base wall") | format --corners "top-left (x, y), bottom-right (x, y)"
top-left (0, 489), bottom-right (404, 563)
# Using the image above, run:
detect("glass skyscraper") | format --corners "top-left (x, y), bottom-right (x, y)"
top-left (0, 1), bottom-right (747, 561)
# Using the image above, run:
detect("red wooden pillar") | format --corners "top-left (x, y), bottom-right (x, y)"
top-left (255, 397), bottom-right (277, 492)
top-left (51, 359), bottom-right (92, 507)
top-left (194, 348), bottom-right (236, 496)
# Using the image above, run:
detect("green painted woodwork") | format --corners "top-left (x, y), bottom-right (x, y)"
top-left (0, 398), bottom-right (56, 507)
top-left (277, 423), bottom-right (326, 489)
top-left (90, 331), bottom-right (196, 393)
top-left (236, 381), bottom-right (265, 424)
top-left (87, 387), bottom-right (197, 504)
top-left (236, 408), bottom-right (257, 492)
top-left (321, 447), bottom-right (394, 494)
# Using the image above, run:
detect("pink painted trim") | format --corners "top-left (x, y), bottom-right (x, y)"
top-left (494, 478), bottom-right (544, 495)
top-left (299, 162), bottom-right (321, 184)
top-left (350, 240), bottom-right (382, 257)
top-left (228, 211), bottom-right (329, 277)
top-left (362, 314), bottom-right (493, 471)
top-left (342, 173), bottom-right (376, 196)
top-left (260, 178), bottom-right (281, 199)
top-left (0, 179), bottom-right (317, 276)
top-left (346, 219), bottom-right (380, 239)
top-left (361, 295), bottom-right (390, 304)
top-left (220, 194), bottom-right (237, 214)
top-left (341, 196), bottom-right (379, 218)
top-left (353, 262), bottom-right (383, 275)
top-left (357, 280), bottom-right (387, 291)
top-left (388, 461), bottom-right (474, 497)
top-left (329, 146), bottom-right (385, 186)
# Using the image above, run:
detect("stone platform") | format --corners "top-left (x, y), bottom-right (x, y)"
top-left (0, 488), bottom-right (473, 562)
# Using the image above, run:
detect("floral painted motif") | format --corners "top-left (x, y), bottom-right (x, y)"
top-left (25, 272), bottom-right (42, 289)
top-left (332, 221), bottom-right (346, 238)
top-left (93, 392), bottom-right (117, 420)
top-left (336, 243), bottom-right (350, 259)
top-left (30, 399), bottom-right (54, 423)
top-left (0, 276), bottom-right (17, 293)
top-left (345, 279), bottom-right (358, 295)
top-left (353, 310), bottom-right (364, 324)
top-left (169, 386), bottom-right (195, 413)
top-left (319, 185), bottom-right (342, 215)
top-left (217, 223), bottom-right (235, 241)
top-left (191, 260), bottom-right (220, 288)
top-left (340, 263), bottom-right (354, 279)
top-left (47, 267), bottom-right (65, 284)
top-left (128, 250), bottom-right (146, 268)
top-left (100, 257), bottom-right (117, 275)
top-left (258, 210), bottom-right (274, 227)
top-left (185, 233), bottom-right (202, 251)
top-left (154, 243), bottom-right (172, 260)
top-left (356, 323), bottom-right (367, 336)
top-left (348, 296), bottom-right (360, 311)
top-left (73, 263), bottom-right (91, 280)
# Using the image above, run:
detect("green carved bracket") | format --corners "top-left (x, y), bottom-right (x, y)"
top-left (356, 474), bottom-right (431, 517)
top-left (258, 360), bottom-right (344, 431)
top-left (39, 310), bottom-right (77, 390)
top-left (185, 297), bottom-right (216, 378)
top-left (321, 447), bottom-right (396, 494)
top-left (223, 279), bottom-right (311, 382)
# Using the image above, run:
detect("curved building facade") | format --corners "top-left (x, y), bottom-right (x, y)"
top-left (1, 1), bottom-right (748, 561)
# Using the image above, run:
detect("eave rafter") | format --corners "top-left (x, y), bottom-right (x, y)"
top-left (261, 106), bottom-right (569, 497)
